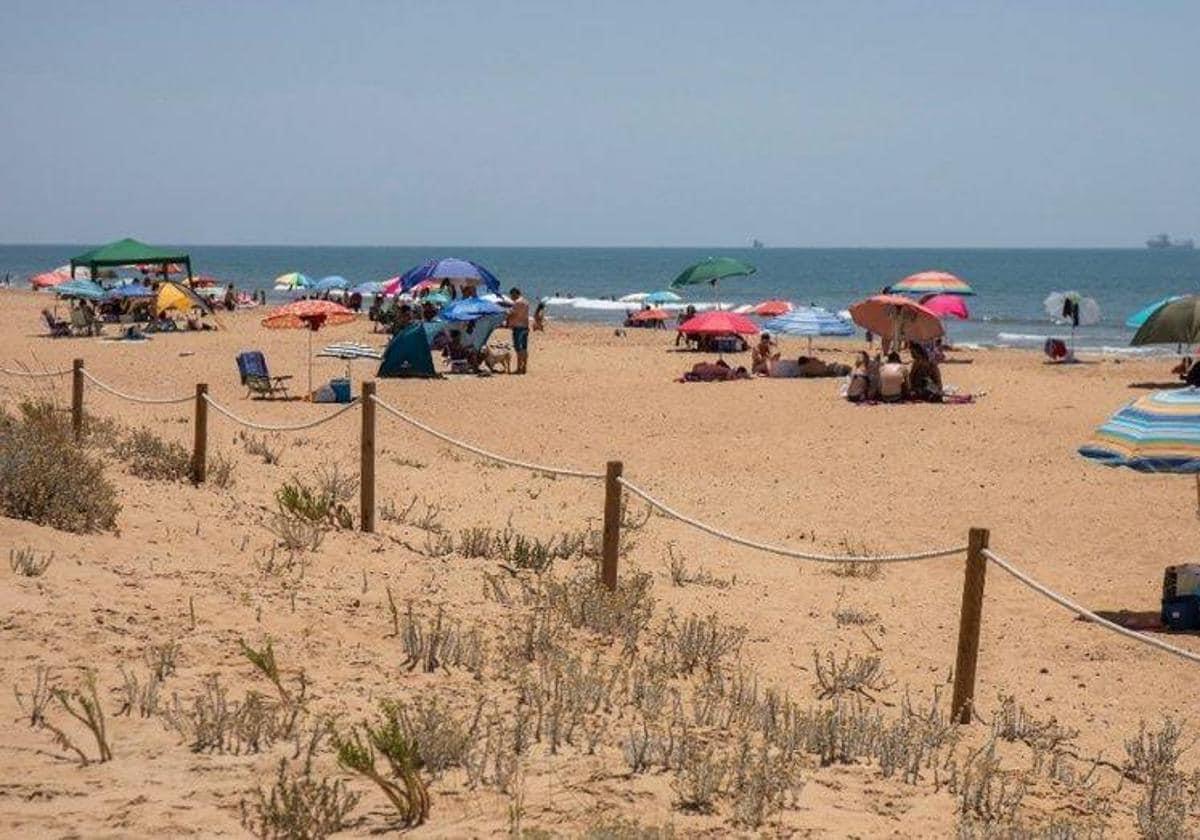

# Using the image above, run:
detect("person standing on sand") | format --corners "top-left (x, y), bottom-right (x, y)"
top-left (504, 287), bottom-right (530, 374)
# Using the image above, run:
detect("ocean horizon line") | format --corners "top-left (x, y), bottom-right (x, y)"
top-left (0, 241), bottom-right (1175, 252)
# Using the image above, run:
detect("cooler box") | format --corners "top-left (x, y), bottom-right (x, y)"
top-left (330, 378), bottom-right (352, 404)
top-left (1161, 595), bottom-right (1200, 631)
top-left (1163, 564), bottom-right (1200, 599)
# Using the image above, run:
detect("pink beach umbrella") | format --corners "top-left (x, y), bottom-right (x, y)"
top-left (920, 294), bottom-right (970, 320)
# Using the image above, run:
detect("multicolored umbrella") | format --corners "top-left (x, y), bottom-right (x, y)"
top-left (920, 294), bottom-right (970, 321)
top-left (762, 306), bottom-right (854, 353)
top-left (263, 300), bottom-right (357, 394)
top-left (273, 272), bottom-right (311, 291)
top-left (1079, 388), bottom-right (1200, 514)
top-left (54, 279), bottom-right (106, 301)
top-left (396, 258), bottom-right (501, 294)
top-left (888, 271), bottom-right (974, 296)
top-left (849, 295), bottom-right (944, 343)
top-left (1131, 296), bottom-right (1200, 347)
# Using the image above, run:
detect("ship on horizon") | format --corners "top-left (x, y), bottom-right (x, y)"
top-left (1146, 233), bottom-right (1194, 250)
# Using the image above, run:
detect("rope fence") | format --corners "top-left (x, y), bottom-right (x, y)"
top-left (81, 369), bottom-right (196, 405)
top-left (619, 477), bottom-right (967, 564)
top-left (982, 548), bottom-right (1200, 666)
top-left (202, 393), bottom-right (359, 433)
top-left (5, 358), bottom-right (1196, 725)
top-left (371, 394), bottom-right (607, 481)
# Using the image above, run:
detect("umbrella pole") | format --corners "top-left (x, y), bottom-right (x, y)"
top-left (807, 336), bottom-right (813, 355)
top-left (1195, 474), bottom-right (1199, 520)
top-left (307, 330), bottom-right (313, 397)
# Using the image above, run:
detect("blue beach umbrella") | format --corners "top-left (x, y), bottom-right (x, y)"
top-left (398, 258), bottom-right (501, 294)
top-left (1127, 296), bottom-right (1183, 330)
top-left (54, 279), bottom-right (107, 301)
top-left (108, 282), bottom-right (153, 299)
top-left (440, 298), bottom-right (506, 323)
top-left (312, 275), bottom-right (350, 293)
top-left (762, 305), bottom-right (855, 352)
top-left (645, 290), bottom-right (682, 304)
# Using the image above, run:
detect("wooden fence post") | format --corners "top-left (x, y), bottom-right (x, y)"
top-left (951, 527), bottom-right (990, 724)
top-left (360, 381), bottom-right (376, 533)
top-left (191, 384), bottom-right (208, 484)
top-left (71, 358), bottom-right (84, 441)
top-left (601, 461), bottom-right (623, 591)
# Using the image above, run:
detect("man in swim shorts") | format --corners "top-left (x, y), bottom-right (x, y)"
top-left (505, 287), bottom-right (530, 374)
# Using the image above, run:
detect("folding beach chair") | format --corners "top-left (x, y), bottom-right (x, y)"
top-left (236, 350), bottom-right (292, 400)
top-left (42, 309), bottom-right (71, 337)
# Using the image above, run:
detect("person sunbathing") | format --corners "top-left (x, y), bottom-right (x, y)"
top-left (879, 352), bottom-right (908, 402)
top-left (751, 332), bottom-right (779, 375)
top-left (909, 344), bottom-right (943, 402)
top-left (681, 359), bottom-right (750, 382)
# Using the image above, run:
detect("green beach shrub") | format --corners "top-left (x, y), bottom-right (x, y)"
top-left (116, 428), bottom-right (192, 482)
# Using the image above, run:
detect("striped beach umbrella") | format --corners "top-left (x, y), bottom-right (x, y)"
top-left (263, 300), bottom-right (357, 394)
top-left (317, 341), bottom-right (384, 361)
top-left (762, 305), bottom-right (854, 353)
top-left (273, 272), bottom-right (311, 291)
top-left (1080, 388), bottom-right (1200, 513)
top-left (889, 271), bottom-right (974, 296)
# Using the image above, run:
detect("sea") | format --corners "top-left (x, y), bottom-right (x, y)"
top-left (3, 244), bottom-right (1198, 353)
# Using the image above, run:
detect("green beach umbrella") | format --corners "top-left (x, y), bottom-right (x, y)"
top-left (1132, 295), bottom-right (1200, 347)
top-left (670, 257), bottom-right (756, 309)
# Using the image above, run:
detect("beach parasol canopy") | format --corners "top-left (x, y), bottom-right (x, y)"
top-left (273, 272), bottom-right (311, 291)
top-left (1079, 388), bottom-right (1200, 514)
top-left (1127, 296), bottom-right (1183, 329)
top-left (1044, 291), bottom-right (1100, 327)
top-left (920, 294), bottom-right (970, 321)
top-left (677, 310), bottom-right (759, 336)
top-left (312, 275), bottom-right (350, 293)
top-left (54, 279), bottom-right (106, 301)
top-left (440, 298), bottom-right (506, 322)
top-left (157, 280), bottom-right (213, 315)
top-left (397, 258), bottom-right (501, 294)
top-left (762, 305), bottom-right (854, 352)
top-left (263, 300), bottom-right (357, 395)
top-left (630, 308), bottom-right (669, 322)
top-left (670, 257), bottom-right (756, 290)
top-left (645, 290), bottom-right (683, 304)
top-left (31, 271), bottom-right (68, 289)
top-left (888, 271), bottom-right (974, 296)
top-left (1131, 296), bottom-right (1200, 346)
top-left (751, 299), bottom-right (793, 317)
top-left (108, 281), bottom-right (153, 299)
top-left (849, 294), bottom-right (944, 343)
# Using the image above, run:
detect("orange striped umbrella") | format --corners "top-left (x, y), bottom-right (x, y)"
top-left (262, 300), bottom-right (357, 395)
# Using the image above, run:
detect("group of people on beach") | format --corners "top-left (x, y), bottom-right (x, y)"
top-left (847, 342), bottom-right (944, 403)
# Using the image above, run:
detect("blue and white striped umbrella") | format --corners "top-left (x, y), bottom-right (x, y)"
top-left (312, 275), bottom-right (350, 293)
top-left (317, 341), bottom-right (383, 361)
top-left (1079, 388), bottom-right (1200, 474)
top-left (761, 306), bottom-right (854, 350)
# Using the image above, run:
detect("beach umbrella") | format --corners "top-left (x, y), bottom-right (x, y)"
top-left (678, 310), bottom-right (759, 336)
top-left (440, 298), bottom-right (506, 322)
top-left (920, 294), bottom-right (970, 321)
top-left (397, 258), bottom-right (501, 294)
top-left (670, 257), bottom-right (756, 308)
top-left (1044, 291), bottom-right (1100, 358)
top-left (751, 299), bottom-right (793, 317)
top-left (888, 271), bottom-right (974, 296)
top-left (273, 272), bottom-right (311, 291)
top-left (1079, 388), bottom-right (1200, 515)
top-left (317, 340), bottom-right (384, 383)
top-left (1131, 296), bottom-right (1200, 347)
top-left (849, 294), bottom-right (944, 344)
top-left (762, 306), bottom-right (854, 353)
top-left (54, 279), bottom-right (107, 301)
top-left (263, 300), bottom-right (357, 395)
top-left (157, 280), bottom-right (214, 316)
top-left (630, 308), bottom-right (669, 323)
top-left (190, 275), bottom-right (224, 288)
top-left (312, 275), bottom-right (350, 293)
top-left (418, 290), bottom-right (452, 306)
top-left (1127, 296), bottom-right (1183, 329)
top-left (645, 290), bottom-right (683, 304)
top-left (108, 281), bottom-right (153, 299)
top-left (31, 271), bottom-right (67, 289)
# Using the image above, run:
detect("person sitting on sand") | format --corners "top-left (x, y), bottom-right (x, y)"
top-left (751, 332), bottom-right (780, 375)
top-left (533, 300), bottom-right (546, 331)
top-left (879, 352), bottom-right (908, 402)
top-left (908, 343), bottom-right (943, 402)
top-left (185, 307), bottom-right (215, 331)
top-left (847, 352), bottom-right (871, 402)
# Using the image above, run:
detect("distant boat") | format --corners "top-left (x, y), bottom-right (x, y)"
top-left (751, 238), bottom-right (765, 249)
top-left (1146, 233), bottom-right (1195, 250)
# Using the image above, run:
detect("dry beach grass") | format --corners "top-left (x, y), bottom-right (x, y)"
top-left (1, 289), bottom-right (1199, 837)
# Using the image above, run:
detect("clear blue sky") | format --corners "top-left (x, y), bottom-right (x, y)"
top-left (1, 1), bottom-right (1196, 247)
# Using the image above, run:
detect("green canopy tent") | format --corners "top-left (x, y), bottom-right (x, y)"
top-left (69, 238), bottom-right (192, 284)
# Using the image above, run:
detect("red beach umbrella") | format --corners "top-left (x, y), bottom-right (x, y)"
top-left (678, 310), bottom-right (760, 336)
top-left (752, 299), bottom-right (794, 317)
top-left (31, 271), bottom-right (67, 289)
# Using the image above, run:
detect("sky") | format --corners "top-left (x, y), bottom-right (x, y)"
top-left (1, 0), bottom-right (1197, 247)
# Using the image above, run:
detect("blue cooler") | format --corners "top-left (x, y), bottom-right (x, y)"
top-left (330, 378), bottom-right (352, 404)
top-left (1161, 595), bottom-right (1200, 631)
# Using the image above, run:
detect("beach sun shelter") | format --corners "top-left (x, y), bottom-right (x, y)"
top-left (378, 323), bottom-right (436, 378)
top-left (69, 238), bottom-right (192, 283)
